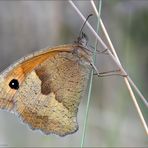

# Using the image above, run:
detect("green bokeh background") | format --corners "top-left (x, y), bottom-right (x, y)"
top-left (0, 0), bottom-right (147, 147)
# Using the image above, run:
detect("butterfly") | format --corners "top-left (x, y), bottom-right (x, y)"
top-left (0, 20), bottom-right (105, 137)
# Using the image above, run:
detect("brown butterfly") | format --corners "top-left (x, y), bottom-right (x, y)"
top-left (0, 13), bottom-right (122, 136)
top-left (1, 20), bottom-right (105, 136)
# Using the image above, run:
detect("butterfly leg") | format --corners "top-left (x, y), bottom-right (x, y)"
top-left (90, 62), bottom-right (127, 77)
top-left (97, 48), bottom-right (108, 54)
top-left (89, 46), bottom-right (109, 55)
top-left (93, 70), bottom-right (127, 77)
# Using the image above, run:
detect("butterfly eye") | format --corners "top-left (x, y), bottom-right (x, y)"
top-left (9, 79), bottom-right (19, 90)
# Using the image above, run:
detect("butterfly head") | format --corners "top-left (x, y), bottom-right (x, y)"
top-left (75, 31), bottom-right (88, 47)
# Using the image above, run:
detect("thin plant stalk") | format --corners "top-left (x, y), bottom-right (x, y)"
top-left (80, 1), bottom-right (102, 147)
top-left (90, 0), bottom-right (148, 135)
top-left (69, 0), bottom-right (148, 135)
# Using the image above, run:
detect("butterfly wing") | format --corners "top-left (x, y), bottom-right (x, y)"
top-left (0, 45), bottom-right (73, 111)
top-left (0, 44), bottom-right (91, 136)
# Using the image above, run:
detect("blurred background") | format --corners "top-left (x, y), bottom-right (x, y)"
top-left (0, 0), bottom-right (147, 147)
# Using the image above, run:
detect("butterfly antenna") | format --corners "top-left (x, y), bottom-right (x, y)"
top-left (78, 14), bottom-right (93, 38)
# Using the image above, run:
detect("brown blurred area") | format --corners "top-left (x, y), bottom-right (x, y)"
top-left (0, 1), bottom-right (147, 147)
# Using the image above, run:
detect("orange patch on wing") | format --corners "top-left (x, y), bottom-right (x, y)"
top-left (6, 45), bottom-right (74, 83)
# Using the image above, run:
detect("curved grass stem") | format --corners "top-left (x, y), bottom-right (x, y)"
top-left (80, 1), bottom-right (102, 147)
